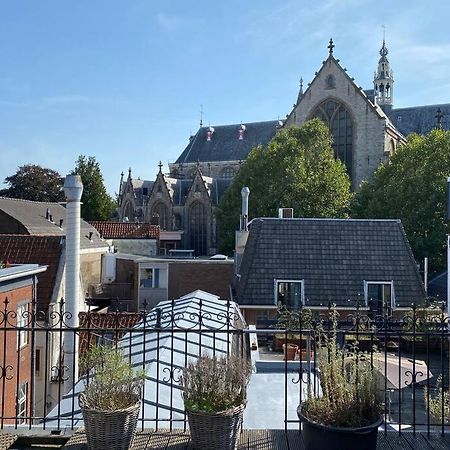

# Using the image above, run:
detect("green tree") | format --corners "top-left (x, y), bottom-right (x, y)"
top-left (217, 119), bottom-right (352, 253)
top-left (72, 155), bottom-right (116, 221)
top-left (0, 164), bottom-right (64, 202)
top-left (351, 129), bottom-right (450, 272)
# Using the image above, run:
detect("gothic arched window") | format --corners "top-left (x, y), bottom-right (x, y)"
top-left (151, 202), bottom-right (170, 230)
top-left (311, 99), bottom-right (353, 177)
top-left (122, 202), bottom-right (134, 222)
top-left (189, 201), bottom-right (207, 256)
top-left (220, 167), bottom-right (237, 179)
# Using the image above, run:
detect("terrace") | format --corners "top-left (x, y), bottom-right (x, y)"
top-left (0, 292), bottom-right (449, 449)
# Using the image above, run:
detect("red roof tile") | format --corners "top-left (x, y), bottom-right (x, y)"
top-left (0, 235), bottom-right (63, 314)
top-left (90, 221), bottom-right (160, 239)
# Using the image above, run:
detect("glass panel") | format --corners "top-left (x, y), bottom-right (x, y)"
top-left (189, 202), bottom-right (208, 256)
top-left (277, 281), bottom-right (302, 310)
top-left (151, 202), bottom-right (170, 230)
top-left (367, 283), bottom-right (392, 316)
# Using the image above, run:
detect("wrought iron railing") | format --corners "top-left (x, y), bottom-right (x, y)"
top-left (0, 298), bottom-right (448, 435)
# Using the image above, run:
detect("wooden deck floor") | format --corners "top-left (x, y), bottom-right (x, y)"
top-left (63, 429), bottom-right (450, 450)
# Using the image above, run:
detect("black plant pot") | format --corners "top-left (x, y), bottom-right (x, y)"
top-left (297, 404), bottom-right (382, 450)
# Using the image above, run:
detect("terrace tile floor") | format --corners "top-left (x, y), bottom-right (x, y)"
top-left (61, 429), bottom-right (450, 450)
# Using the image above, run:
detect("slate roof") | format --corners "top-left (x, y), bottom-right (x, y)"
top-left (389, 103), bottom-right (450, 136)
top-left (90, 222), bottom-right (160, 239)
top-left (0, 197), bottom-right (108, 251)
top-left (175, 120), bottom-right (280, 164)
top-left (0, 235), bottom-right (63, 313)
top-left (236, 218), bottom-right (426, 308)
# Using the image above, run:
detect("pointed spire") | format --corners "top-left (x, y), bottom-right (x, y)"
top-left (328, 38), bottom-right (335, 56)
top-left (128, 167), bottom-right (132, 179)
top-left (200, 104), bottom-right (203, 128)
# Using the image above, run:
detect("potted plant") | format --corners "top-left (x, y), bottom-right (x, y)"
top-left (79, 345), bottom-right (146, 450)
top-left (274, 303), bottom-right (313, 361)
top-left (298, 309), bottom-right (382, 450)
top-left (180, 353), bottom-right (252, 450)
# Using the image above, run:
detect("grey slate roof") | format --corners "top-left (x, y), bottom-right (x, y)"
top-left (389, 103), bottom-right (450, 136)
top-left (175, 120), bottom-right (280, 164)
top-left (236, 218), bottom-right (426, 308)
top-left (0, 197), bottom-right (108, 251)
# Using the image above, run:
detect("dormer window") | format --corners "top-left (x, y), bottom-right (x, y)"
top-left (238, 124), bottom-right (246, 140)
top-left (364, 281), bottom-right (395, 317)
top-left (206, 126), bottom-right (215, 141)
top-left (325, 74), bottom-right (335, 89)
top-left (274, 279), bottom-right (304, 310)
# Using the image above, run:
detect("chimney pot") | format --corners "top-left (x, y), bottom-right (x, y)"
top-left (59, 219), bottom-right (64, 228)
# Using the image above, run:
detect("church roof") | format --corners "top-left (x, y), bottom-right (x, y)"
top-left (236, 218), bottom-right (426, 308)
top-left (175, 120), bottom-right (280, 164)
top-left (389, 103), bottom-right (450, 136)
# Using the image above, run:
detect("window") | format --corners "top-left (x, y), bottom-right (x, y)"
top-left (220, 167), bottom-right (237, 179)
top-left (364, 281), bottom-right (394, 316)
top-left (140, 268), bottom-right (160, 288)
top-left (35, 349), bottom-right (41, 374)
top-left (17, 382), bottom-right (28, 424)
top-left (189, 201), bottom-right (208, 256)
top-left (275, 280), bottom-right (304, 310)
top-left (17, 303), bottom-right (28, 348)
top-left (151, 202), bottom-right (170, 230)
top-left (325, 74), bottom-right (335, 89)
top-left (311, 99), bottom-right (353, 177)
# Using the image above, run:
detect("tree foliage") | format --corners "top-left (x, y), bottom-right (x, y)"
top-left (72, 155), bottom-right (116, 221)
top-left (217, 119), bottom-right (352, 253)
top-left (351, 129), bottom-right (450, 272)
top-left (0, 164), bottom-right (64, 202)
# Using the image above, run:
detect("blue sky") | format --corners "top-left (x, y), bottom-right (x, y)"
top-left (1, 0), bottom-right (449, 195)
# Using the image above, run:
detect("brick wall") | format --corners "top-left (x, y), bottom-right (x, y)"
top-left (168, 262), bottom-right (234, 300)
top-left (0, 283), bottom-right (33, 424)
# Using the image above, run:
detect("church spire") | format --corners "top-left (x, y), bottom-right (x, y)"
top-left (374, 34), bottom-right (394, 113)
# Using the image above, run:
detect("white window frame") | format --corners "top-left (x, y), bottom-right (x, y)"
top-left (139, 268), bottom-right (160, 288)
top-left (363, 280), bottom-right (396, 309)
top-left (273, 279), bottom-right (305, 309)
top-left (17, 302), bottom-right (29, 349)
top-left (17, 381), bottom-right (27, 424)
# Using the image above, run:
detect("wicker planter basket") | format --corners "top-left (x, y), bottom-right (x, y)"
top-left (79, 393), bottom-right (141, 450)
top-left (187, 403), bottom-right (245, 450)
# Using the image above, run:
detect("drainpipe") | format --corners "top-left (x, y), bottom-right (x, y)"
top-left (63, 174), bottom-right (83, 393)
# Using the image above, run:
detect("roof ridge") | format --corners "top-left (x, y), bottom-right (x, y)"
top-left (256, 217), bottom-right (401, 223)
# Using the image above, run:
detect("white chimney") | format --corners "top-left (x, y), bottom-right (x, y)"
top-left (63, 174), bottom-right (83, 393)
top-left (240, 187), bottom-right (250, 231)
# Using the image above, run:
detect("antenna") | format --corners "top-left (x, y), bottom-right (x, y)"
top-left (382, 24), bottom-right (386, 42)
top-left (200, 104), bottom-right (203, 127)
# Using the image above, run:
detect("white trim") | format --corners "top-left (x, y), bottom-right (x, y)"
top-left (273, 279), bottom-right (305, 308)
top-left (17, 302), bottom-right (29, 349)
top-left (363, 280), bottom-right (396, 309)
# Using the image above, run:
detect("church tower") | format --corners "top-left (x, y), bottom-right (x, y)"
top-left (374, 40), bottom-right (394, 113)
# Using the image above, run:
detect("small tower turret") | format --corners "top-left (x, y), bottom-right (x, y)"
top-left (374, 39), bottom-right (394, 113)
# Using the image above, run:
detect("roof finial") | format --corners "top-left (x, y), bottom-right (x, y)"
top-left (300, 77), bottom-right (304, 93)
top-left (128, 167), bottom-right (132, 178)
top-left (158, 161), bottom-right (163, 173)
top-left (436, 108), bottom-right (444, 129)
top-left (328, 38), bottom-right (335, 55)
top-left (380, 26), bottom-right (388, 57)
top-left (200, 104), bottom-right (203, 128)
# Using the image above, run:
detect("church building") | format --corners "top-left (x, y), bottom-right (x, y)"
top-left (118, 39), bottom-right (449, 256)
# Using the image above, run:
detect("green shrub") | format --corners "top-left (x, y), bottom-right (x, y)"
top-left (80, 345), bottom-right (145, 411)
top-left (181, 354), bottom-right (252, 413)
top-left (424, 375), bottom-right (450, 424)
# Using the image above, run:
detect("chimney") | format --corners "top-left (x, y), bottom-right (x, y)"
top-left (46, 208), bottom-right (50, 220)
top-left (240, 187), bottom-right (250, 231)
top-left (59, 219), bottom-right (64, 229)
top-left (63, 174), bottom-right (83, 393)
top-left (235, 187), bottom-right (250, 276)
top-left (278, 208), bottom-right (294, 219)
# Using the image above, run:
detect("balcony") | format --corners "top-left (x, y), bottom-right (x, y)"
top-left (0, 298), bottom-right (449, 449)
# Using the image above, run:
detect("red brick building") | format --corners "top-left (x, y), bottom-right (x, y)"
top-left (0, 264), bottom-right (47, 424)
